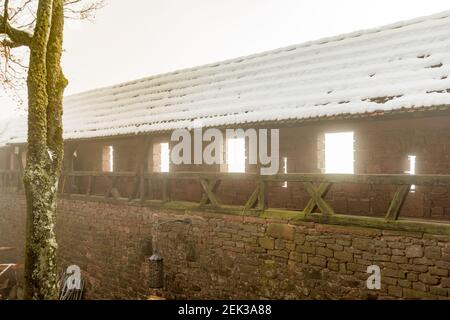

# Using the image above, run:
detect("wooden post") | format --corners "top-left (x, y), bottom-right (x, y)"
top-left (104, 175), bottom-right (112, 198)
top-left (110, 176), bottom-right (120, 199)
top-left (86, 175), bottom-right (93, 196)
top-left (139, 172), bottom-right (145, 203)
top-left (67, 143), bottom-right (78, 193)
top-left (162, 177), bottom-right (169, 203)
top-left (16, 146), bottom-right (23, 192)
top-left (257, 177), bottom-right (266, 211)
top-left (140, 137), bottom-right (151, 204)
top-left (256, 163), bottom-right (266, 211)
top-left (129, 175), bottom-right (139, 202)
top-left (147, 176), bottom-right (153, 201)
top-left (125, 136), bottom-right (151, 203)
top-left (60, 173), bottom-right (67, 194)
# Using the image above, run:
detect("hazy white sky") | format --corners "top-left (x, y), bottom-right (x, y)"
top-left (1, 0), bottom-right (450, 117)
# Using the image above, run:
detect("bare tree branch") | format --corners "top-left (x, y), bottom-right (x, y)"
top-left (0, 0), bottom-right (103, 105)
top-left (0, 14), bottom-right (33, 47)
top-left (64, 0), bottom-right (105, 20)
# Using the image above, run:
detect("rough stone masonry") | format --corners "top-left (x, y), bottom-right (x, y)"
top-left (0, 192), bottom-right (449, 300)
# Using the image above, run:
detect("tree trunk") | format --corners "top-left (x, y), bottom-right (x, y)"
top-left (23, 0), bottom-right (67, 300)
top-left (46, 0), bottom-right (68, 167)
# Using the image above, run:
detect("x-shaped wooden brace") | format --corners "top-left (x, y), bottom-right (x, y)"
top-left (199, 179), bottom-right (221, 207)
top-left (243, 179), bottom-right (266, 211)
top-left (244, 184), bottom-right (260, 211)
top-left (303, 182), bottom-right (334, 215)
top-left (385, 185), bottom-right (410, 221)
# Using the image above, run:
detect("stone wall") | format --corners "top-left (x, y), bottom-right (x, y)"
top-left (1, 192), bottom-right (450, 300)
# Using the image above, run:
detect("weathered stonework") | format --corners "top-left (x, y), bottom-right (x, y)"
top-left (1, 192), bottom-right (450, 300)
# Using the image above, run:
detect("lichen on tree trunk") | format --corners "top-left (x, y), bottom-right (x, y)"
top-left (23, 0), bottom-right (67, 300)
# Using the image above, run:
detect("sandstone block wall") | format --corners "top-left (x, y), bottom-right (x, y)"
top-left (1, 193), bottom-right (450, 300)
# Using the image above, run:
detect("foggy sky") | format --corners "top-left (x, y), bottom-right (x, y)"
top-left (1, 0), bottom-right (450, 118)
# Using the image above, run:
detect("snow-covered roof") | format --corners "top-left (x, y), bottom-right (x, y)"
top-left (0, 116), bottom-right (26, 147)
top-left (2, 11), bottom-right (450, 147)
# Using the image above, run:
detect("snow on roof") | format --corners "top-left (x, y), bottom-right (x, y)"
top-left (2, 11), bottom-right (450, 147)
top-left (0, 115), bottom-right (26, 147)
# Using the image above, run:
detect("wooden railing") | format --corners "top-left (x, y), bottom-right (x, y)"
top-left (0, 170), bottom-right (22, 192)
top-left (60, 171), bottom-right (260, 208)
top-left (3, 169), bottom-right (450, 234)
